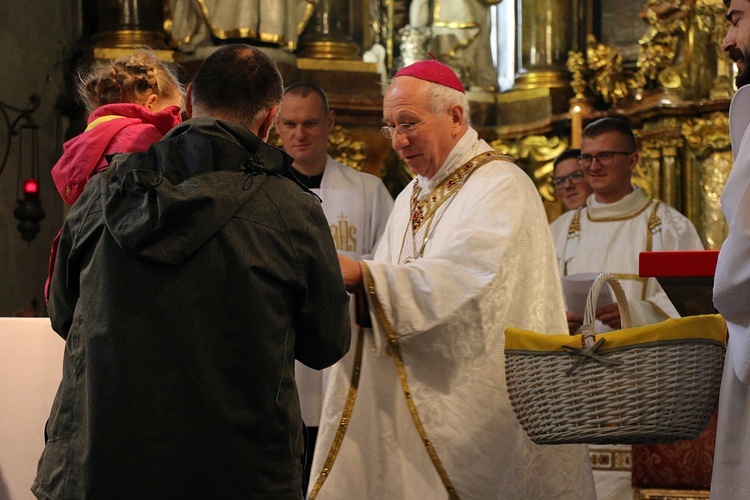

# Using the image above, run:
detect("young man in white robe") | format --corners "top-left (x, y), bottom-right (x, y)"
top-left (549, 118), bottom-right (704, 334)
top-left (549, 118), bottom-right (703, 499)
top-left (711, 1), bottom-right (750, 496)
top-left (275, 81), bottom-right (394, 491)
top-left (309, 58), bottom-right (596, 499)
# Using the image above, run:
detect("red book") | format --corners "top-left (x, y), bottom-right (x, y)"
top-left (639, 250), bottom-right (719, 278)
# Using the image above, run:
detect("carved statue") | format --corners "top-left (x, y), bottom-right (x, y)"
top-left (396, 25), bottom-right (433, 70)
top-left (166, 0), bottom-right (316, 52)
top-left (407, 0), bottom-right (501, 90)
top-left (585, 35), bottom-right (630, 105)
top-left (632, 0), bottom-right (693, 90)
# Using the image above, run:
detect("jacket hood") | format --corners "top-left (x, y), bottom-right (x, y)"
top-left (99, 118), bottom-right (295, 265)
top-left (89, 103), bottom-right (182, 135)
top-left (51, 104), bottom-right (183, 205)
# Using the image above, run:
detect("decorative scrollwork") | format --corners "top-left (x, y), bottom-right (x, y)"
top-left (490, 135), bottom-right (567, 203)
top-left (681, 112), bottom-right (731, 157)
top-left (585, 35), bottom-right (631, 105)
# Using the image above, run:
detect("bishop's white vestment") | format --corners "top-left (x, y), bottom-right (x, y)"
top-left (712, 83), bottom-right (750, 498)
top-left (308, 129), bottom-right (595, 499)
top-left (549, 187), bottom-right (704, 328)
top-left (296, 157), bottom-right (393, 428)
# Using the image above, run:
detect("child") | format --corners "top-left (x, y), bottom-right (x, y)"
top-left (46, 51), bottom-right (184, 303)
top-left (52, 50), bottom-right (184, 205)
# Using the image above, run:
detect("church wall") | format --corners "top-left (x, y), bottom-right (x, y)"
top-left (0, 2), bottom-right (79, 315)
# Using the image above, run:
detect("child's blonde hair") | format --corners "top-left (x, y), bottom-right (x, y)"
top-left (78, 51), bottom-right (184, 114)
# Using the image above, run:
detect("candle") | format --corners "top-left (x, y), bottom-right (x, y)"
top-left (570, 104), bottom-right (582, 148)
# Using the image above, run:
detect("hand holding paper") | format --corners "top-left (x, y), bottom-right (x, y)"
top-left (561, 273), bottom-right (617, 332)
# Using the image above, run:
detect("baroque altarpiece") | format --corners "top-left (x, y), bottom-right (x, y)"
top-left (80, 0), bottom-right (733, 251)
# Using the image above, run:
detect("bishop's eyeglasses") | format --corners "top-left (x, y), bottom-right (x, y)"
top-left (577, 151), bottom-right (633, 170)
top-left (381, 114), bottom-right (437, 139)
top-left (552, 171), bottom-right (585, 188)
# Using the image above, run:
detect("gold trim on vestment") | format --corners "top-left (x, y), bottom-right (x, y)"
top-left (646, 201), bottom-right (662, 252)
top-left (360, 263), bottom-right (460, 499)
top-left (567, 209), bottom-right (583, 239)
top-left (308, 326), bottom-right (365, 499)
top-left (410, 151), bottom-right (514, 234)
top-left (563, 200), bottom-right (665, 304)
top-left (585, 199), bottom-right (653, 222)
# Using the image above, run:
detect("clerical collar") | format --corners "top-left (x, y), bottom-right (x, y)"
top-left (417, 127), bottom-right (476, 195)
top-left (290, 166), bottom-right (324, 189)
top-left (587, 186), bottom-right (650, 220)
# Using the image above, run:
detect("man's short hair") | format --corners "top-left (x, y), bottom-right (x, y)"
top-left (553, 148), bottom-right (581, 169)
top-left (581, 117), bottom-right (637, 151)
top-left (190, 44), bottom-right (283, 129)
top-left (283, 82), bottom-right (330, 113)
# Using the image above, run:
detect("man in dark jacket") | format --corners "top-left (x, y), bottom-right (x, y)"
top-left (33, 44), bottom-right (351, 500)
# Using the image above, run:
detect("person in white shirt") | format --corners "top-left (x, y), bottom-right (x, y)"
top-left (549, 118), bottom-right (704, 333)
top-left (711, 1), bottom-right (750, 495)
top-left (275, 82), bottom-right (394, 492)
top-left (552, 148), bottom-right (593, 211)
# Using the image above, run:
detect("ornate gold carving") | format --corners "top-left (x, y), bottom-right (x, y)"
top-left (639, 131), bottom-right (685, 204)
top-left (586, 35), bottom-right (631, 105)
top-left (589, 445), bottom-right (633, 471)
top-left (681, 113), bottom-right (731, 248)
top-left (490, 135), bottom-right (568, 222)
top-left (633, 488), bottom-right (709, 500)
top-left (567, 51), bottom-right (588, 101)
top-left (328, 125), bottom-right (367, 170)
top-left (632, 0), bottom-right (693, 91)
top-left (490, 135), bottom-right (567, 203)
top-left (681, 112), bottom-right (731, 155)
top-left (567, 1), bottom-right (732, 106)
top-left (699, 153), bottom-right (731, 248)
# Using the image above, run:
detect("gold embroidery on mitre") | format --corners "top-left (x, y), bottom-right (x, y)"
top-left (410, 151), bottom-right (514, 234)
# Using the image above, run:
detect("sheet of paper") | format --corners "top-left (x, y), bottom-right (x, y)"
top-left (561, 272), bottom-right (615, 316)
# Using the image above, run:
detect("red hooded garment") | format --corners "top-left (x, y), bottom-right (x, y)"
top-left (46, 103), bottom-right (182, 304)
top-left (51, 103), bottom-right (182, 205)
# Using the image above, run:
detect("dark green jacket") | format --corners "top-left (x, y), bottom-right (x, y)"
top-left (34, 118), bottom-right (350, 500)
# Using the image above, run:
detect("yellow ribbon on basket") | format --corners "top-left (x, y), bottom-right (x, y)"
top-left (505, 314), bottom-right (727, 352)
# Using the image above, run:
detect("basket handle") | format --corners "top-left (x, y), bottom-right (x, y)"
top-left (581, 273), bottom-right (632, 348)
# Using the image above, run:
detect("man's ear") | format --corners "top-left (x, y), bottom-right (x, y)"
top-left (450, 104), bottom-right (463, 126)
top-left (327, 109), bottom-right (336, 133)
top-left (258, 104), bottom-right (280, 142)
top-left (449, 104), bottom-right (464, 138)
top-left (184, 84), bottom-right (193, 118)
top-left (627, 152), bottom-right (640, 172)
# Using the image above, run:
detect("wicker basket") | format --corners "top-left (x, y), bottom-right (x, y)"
top-left (504, 272), bottom-right (726, 445)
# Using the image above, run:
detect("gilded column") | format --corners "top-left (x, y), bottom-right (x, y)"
top-left (297, 0), bottom-right (361, 59)
top-left (87, 0), bottom-right (168, 49)
top-left (515, 0), bottom-right (575, 90)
